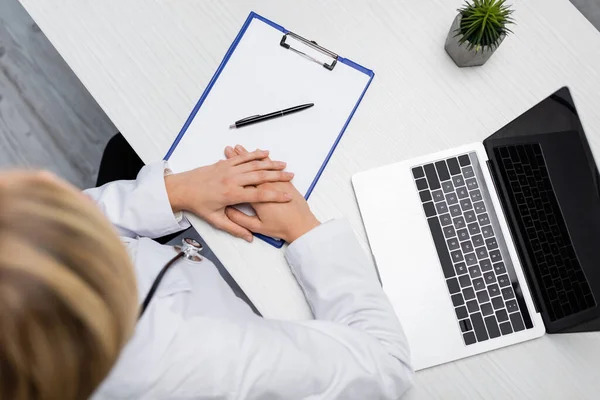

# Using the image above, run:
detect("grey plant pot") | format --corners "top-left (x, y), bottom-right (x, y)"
top-left (444, 14), bottom-right (505, 67)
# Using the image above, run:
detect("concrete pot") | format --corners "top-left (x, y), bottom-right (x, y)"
top-left (444, 14), bottom-right (505, 67)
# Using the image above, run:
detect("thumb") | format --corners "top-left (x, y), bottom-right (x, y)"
top-left (208, 213), bottom-right (254, 242)
top-left (225, 207), bottom-right (263, 233)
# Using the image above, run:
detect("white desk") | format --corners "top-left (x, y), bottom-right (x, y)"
top-left (20, 0), bottom-right (600, 397)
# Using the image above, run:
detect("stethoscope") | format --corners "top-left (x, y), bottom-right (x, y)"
top-left (138, 238), bottom-right (204, 319)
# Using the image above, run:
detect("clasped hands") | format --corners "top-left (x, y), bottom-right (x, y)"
top-left (165, 145), bottom-right (319, 243)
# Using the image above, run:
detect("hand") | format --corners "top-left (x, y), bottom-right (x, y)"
top-left (165, 147), bottom-right (294, 242)
top-left (223, 146), bottom-right (320, 243)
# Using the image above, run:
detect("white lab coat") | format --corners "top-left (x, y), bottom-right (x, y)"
top-left (87, 162), bottom-right (413, 399)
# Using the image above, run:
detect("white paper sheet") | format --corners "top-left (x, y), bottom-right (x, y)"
top-left (167, 18), bottom-right (371, 201)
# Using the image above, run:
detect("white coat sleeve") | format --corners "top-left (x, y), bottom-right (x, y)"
top-left (160, 219), bottom-right (413, 400)
top-left (84, 162), bottom-right (190, 238)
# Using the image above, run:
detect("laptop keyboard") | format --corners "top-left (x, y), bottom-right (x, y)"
top-left (494, 144), bottom-right (596, 321)
top-left (412, 152), bottom-right (531, 346)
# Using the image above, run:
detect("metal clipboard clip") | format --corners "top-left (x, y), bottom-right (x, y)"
top-left (280, 31), bottom-right (338, 71)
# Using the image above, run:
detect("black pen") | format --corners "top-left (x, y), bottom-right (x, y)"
top-left (229, 103), bottom-right (314, 129)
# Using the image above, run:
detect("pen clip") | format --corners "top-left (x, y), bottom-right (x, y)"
top-left (235, 114), bottom-right (261, 124)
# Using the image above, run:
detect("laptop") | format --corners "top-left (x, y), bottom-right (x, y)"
top-left (352, 87), bottom-right (600, 370)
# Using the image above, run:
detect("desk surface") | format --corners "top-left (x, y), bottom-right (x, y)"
top-left (20, 0), bottom-right (600, 397)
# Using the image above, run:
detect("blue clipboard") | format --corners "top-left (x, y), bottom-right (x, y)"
top-left (164, 11), bottom-right (374, 248)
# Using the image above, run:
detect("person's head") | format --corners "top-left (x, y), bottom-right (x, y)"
top-left (0, 171), bottom-right (138, 400)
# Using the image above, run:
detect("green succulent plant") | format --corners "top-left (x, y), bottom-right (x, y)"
top-left (456, 0), bottom-right (515, 52)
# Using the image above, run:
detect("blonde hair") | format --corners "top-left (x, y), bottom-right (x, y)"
top-left (0, 173), bottom-right (138, 400)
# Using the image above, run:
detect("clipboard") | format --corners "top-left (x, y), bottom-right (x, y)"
top-left (165, 12), bottom-right (374, 248)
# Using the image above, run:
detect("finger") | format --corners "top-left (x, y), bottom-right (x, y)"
top-left (241, 186), bottom-right (292, 203)
top-left (227, 148), bottom-right (269, 166)
top-left (225, 207), bottom-right (263, 232)
top-left (239, 170), bottom-right (294, 186)
top-left (209, 214), bottom-right (254, 242)
top-left (234, 159), bottom-right (287, 174)
top-left (224, 146), bottom-right (236, 159)
top-left (234, 144), bottom-right (249, 155)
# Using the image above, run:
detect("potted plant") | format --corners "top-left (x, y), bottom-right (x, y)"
top-left (445, 0), bottom-right (515, 67)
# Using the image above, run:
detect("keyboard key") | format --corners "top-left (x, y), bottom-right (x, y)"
top-left (457, 229), bottom-right (469, 241)
top-left (462, 166), bottom-right (474, 178)
top-left (463, 287), bottom-right (475, 300)
top-left (480, 258), bottom-right (492, 272)
top-left (476, 290), bottom-right (489, 303)
top-left (456, 306), bottom-right (468, 319)
top-left (489, 249), bottom-right (502, 263)
top-left (485, 237), bottom-right (498, 250)
top-left (493, 262), bottom-right (506, 275)
top-left (506, 300), bottom-right (519, 313)
top-left (492, 296), bottom-right (505, 310)
top-left (443, 225), bottom-right (456, 238)
top-left (482, 225), bottom-right (494, 238)
top-left (470, 189), bottom-right (482, 202)
top-left (460, 240), bottom-right (473, 253)
top-left (446, 192), bottom-right (458, 204)
top-left (459, 274), bottom-right (471, 288)
top-left (452, 174), bottom-right (465, 187)
top-left (509, 312), bottom-right (525, 332)
top-left (451, 250), bottom-right (464, 263)
top-left (447, 157), bottom-right (461, 175)
top-left (435, 161), bottom-right (451, 182)
top-left (502, 287), bottom-right (515, 300)
top-left (466, 299), bottom-right (479, 313)
top-left (488, 284), bottom-right (500, 297)
top-left (460, 199), bottom-right (473, 212)
top-left (446, 278), bottom-right (460, 294)
top-left (464, 210), bottom-right (476, 223)
top-left (453, 216), bottom-right (466, 230)
top-left (459, 318), bottom-right (473, 332)
top-left (466, 178), bottom-right (478, 190)
top-left (465, 253), bottom-right (477, 266)
top-left (423, 202), bottom-right (436, 217)
top-left (416, 178), bottom-right (428, 190)
top-left (436, 202), bottom-right (449, 214)
top-left (455, 262), bottom-right (467, 275)
top-left (451, 293), bottom-right (464, 306)
top-left (498, 274), bottom-right (511, 287)
top-left (420, 190), bottom-right (432, 202)
top-left (442, 180), bottom-right (454, 193)
top-left (469, 266), bottom-right (482, 279)
top-left (496, 309), bottom-right (509, 322)
top-left (423, 164), bottom-right (440, 190)
top-left (447, 238), bottom-right (460, 251)
top-left (475, 246), bottom-right (489, 260)
top-left (474, 201), bottom-right (486, 214)
top-left (484, 315), bottom-right (501, 338)
top-left (449, 205), bottom-right (462, 217)
top-left (499, 321), bottom-right (513, 335)
top-left (456, 187), bottom-right (469, 199)
top-left (432, 189), bottom-right (445, 202)
top-left (440, 213), bottom-right (452, 226)
top-left (481, 302), bottom-right (494, 316)
top-left (463, 331), bottom-right (477, 345)
top-left (473, 278), bottom-right (485, 291)
top-left (472, 234), bottom-right (484, 247)
top-left (427, 217), bottom-right (456, 278)
top-left (467, 222), bottom-right (480, 235)
top-left (458, 155), bottom-right (471, 166)
top-left (484, 271), bottom-right (497, 284)
top-left (412, 166), bottom-right (425, 179)
top-left (477, 213), bottom-right (490, 225)
top-left (471, 312), bottom-right (489, 341)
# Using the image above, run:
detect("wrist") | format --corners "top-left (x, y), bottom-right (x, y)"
top-left (286, 217), bottom-right (321, 243)
top-left (164, 173), bottom-right (187, 213)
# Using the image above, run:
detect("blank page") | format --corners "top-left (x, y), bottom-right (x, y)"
top-left (167, 18), bottom-right (371, 200)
